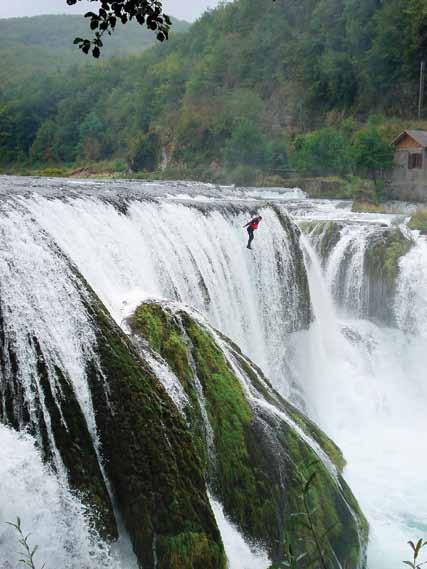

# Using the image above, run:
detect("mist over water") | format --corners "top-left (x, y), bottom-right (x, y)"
top-left (0, 177), bottom-right (426, 568)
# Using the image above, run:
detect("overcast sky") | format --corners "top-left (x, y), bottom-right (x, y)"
top-left (0, 0), bottom-right (219, 22)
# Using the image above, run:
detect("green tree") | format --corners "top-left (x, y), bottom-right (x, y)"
top-left (224, 120), bottom-right (271, 168)
top-left (292, 127), bottom-right (353, 176)
top-left (78, 111), bottom-right (108, 160)
top-left (351, 126), bottom-right (394, 183)
top-left (31, 120), bottom-right (58, 162)
top-left (127, 131), bottom-right (161, 171)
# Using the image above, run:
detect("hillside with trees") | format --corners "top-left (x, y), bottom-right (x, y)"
top-left (1, 0), bottom-right (427, 188)
top-left (0, 14), bottom-right (189, 96)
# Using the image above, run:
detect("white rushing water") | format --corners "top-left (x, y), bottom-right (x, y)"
top-left (0, 425), bottom-right (125, 569)
top-left (209, 494), bottom-right (271, 569)
top-left (299, 232), bottom-right (427, 568)
top-left (0, 177), bottom-right (426, 568)
top-left (0, 202), bottom-right (99, 455)
top-left (24, 194), bottom-right (304, 390)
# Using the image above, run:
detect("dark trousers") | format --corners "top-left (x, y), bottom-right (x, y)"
top-left (247, 228), bottom-right (254, 248)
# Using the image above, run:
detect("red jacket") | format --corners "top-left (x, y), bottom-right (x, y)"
top-left (246, 217), bottom-right (261, 230)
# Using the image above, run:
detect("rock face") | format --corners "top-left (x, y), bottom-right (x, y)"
top-left (0, 277), bottom-right (226, 569)
top-left (302, 221), bottom-right (413, 325)
top-left (86, 297), bottom-right (225, 569)
top-left (363, 227), bottom-right (413, 324)
top-left (129, 302), bottom-right (368, 569)
top-left (0, 304), bottom-right (118, 542)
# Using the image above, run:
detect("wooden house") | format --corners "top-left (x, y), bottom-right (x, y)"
top-left (391, 130), bottom-right (427, 201)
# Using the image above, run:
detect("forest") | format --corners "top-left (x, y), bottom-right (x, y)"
top-left (1, 0), bottom-right (427, 188)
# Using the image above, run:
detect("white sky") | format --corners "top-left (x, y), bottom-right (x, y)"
top-left (0, 0), bottom-right (219, 22)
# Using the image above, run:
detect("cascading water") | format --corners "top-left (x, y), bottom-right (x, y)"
top-left (1, 176), bottom-right (426, 568)
top-left (23, 189), bottom-right (309, 392)
top-left (0, 425), bottom-right (126, 569)
top-left (298, 225), bottom-right (427, 568)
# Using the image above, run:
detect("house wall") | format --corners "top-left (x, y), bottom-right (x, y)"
top-left (390, 137), bottom-right (427, 202)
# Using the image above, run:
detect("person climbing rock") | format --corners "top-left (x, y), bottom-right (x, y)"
top-left (243, 215), bottom-right (262, 249)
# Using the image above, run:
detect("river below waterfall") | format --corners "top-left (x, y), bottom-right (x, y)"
top-left (0, 175), bottom-right (426, 569)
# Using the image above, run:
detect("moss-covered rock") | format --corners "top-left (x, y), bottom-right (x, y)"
top-left (129, 302), bottom-right (368, 569)
top-left (352, 201), bottom-right (387, 213)
top-left (300, 220), bottom-right (343, 264)
top-left (408, 209), bottom-right (427, 234)
top-left (302, 221), bottom-right (413, 325)
top-left (364, 227), bottom-right (413, 323)
top-left (0, 278), bottom-right (226, 568)
top-left (86, 297), bottom-right (226, 569)
top-left (0, 307), bottom-right (117, 541)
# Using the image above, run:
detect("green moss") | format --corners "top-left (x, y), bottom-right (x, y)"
top-left (129, 303), bottom-right (209, 467)
top-left (129, 302), bottom-right (367, 568)
top-left (300, 220), bottom-right (342, 262)
top-left (131, 304), bottom-right (282, 545)
top-left (283, 401), bottom-right (346, 473)
top-left (408, 209), bottom-right (427, 234)
top-left (85, 298), bottom-right (226, 568)
top-left (352, 201), bottom-right (387, 213)
top-left (366, 228), bottom-right (412, 288)
top-left (278, 425), bottom-right (365, 568)
top-left (31, 338), bottom-right (117, 541)
top-left (157, 531), bottom-right (225, 569)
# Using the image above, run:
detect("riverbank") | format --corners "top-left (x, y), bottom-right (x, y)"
top-left (0, 162), bottom-right (351, 193)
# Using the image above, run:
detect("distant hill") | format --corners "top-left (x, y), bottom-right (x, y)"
top-left (0, 14), bottom-right (189, 94)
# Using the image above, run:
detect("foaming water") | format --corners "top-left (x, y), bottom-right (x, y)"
top-left (0, 203), bottom-right (99, 466)
top-left (0, 425), bottom-right (125, 569)
top-left (25, 196), bottom-right (305, 387)
top-left (395, 237), bottom-right (427, 336)
top-left (300, 235), bottom-right (427, 568)
top-left (209, 494), bottom-right (270, 569)
top-left (325, 224), bottom-right (372, 316)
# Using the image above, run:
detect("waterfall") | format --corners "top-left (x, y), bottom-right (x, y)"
top-left (1, 177), bottom-right (426, 569)
top-left (2, 182), bottom-right (309, 569)
top-left (0, 425), bottom-right (127, 569)
top-left (23, 193), bottom-right (309, 389)
top-left (395, 237), bottom-right (427, 336)
top-left (209, 494), bottom-right (270, 569)
top-left (300, 229), bottom-right (427, 569)
top-left (0, 201), bottom-right (99, 462)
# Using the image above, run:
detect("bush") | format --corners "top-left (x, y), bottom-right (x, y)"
top-left (346, 176), bottom-right (379, 204)
top-left (291, 127), bottom-right (352, 177)
top-left (351, 126), bottom-right (394, 181)
top-left (228, 164), bottom-right (259, 186)
top-left (224, 120), bottom-right (271, 169)
top-left (127, 132), bottom-right (161, 172)
top-left (408, 209), bottom-right (427, 234)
